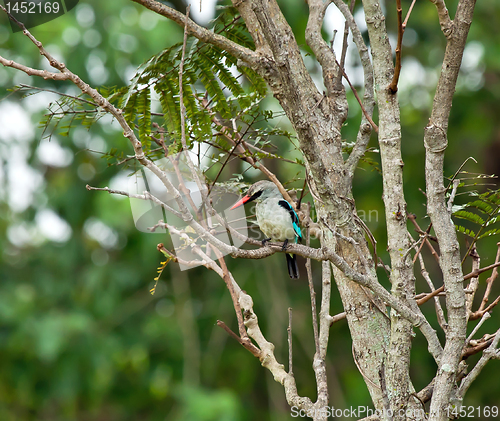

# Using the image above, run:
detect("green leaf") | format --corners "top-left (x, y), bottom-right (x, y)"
top-left (466, 200), bottom-right (494, 215)
top-left (455, 225), bottom-right (476, 238)
top-left (452, 210), bottom-right (485, 225)
top-left (157, 77), bottom-right (180, 138)
top-left (137, 88), bottom-right (152, 148)
top-left (123, 91), bottom-right (139, 128)
top-left (478, 228), bottom-right (500, 239)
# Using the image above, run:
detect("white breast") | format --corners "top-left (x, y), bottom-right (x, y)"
top-left (256, 198), bottom-right (297, 241)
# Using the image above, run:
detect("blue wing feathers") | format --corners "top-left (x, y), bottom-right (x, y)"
top-left (278, 200), bottom-right (302, 241)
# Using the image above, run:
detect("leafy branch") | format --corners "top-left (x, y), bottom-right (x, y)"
top-left (452, 188), bottom-right (500, 263)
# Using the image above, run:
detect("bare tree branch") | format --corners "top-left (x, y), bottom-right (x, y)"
top-left (458, 328), bottom-right (500, 399)
top-left (362, 0), bottom-right (422, 415)
top-left (288, 307), bottom-right (294, 375)
top-left (130, 0), bottom-right (260, 69)
top-left (335, 0), bottom-right (355, 90)
top-left (465, 312), bottom-right (491, 346)
top-left (335, 58), bottom-right (379, 133)
top-left (312, 261), bottom-right (333, 413)
top-left (428, 0), bottom-right (453, 38)
top-left (418, 253), bottom-right (448, 331)
top-left (424, 0), bottom-right (477, 416)
top-left (305, 0), bottom-right (341, 97)
top-left (306, 227), bottom-right (320, 353)
top-left (330, 0), bottom-right (377, 177)
top-left (465, 246), bottom-right (481, 320)
top-left (85, 184), bottom-right (184, 219)
top-left (217, 320), bottom-right (261, 357)
top-left (471, 242), bottom-right (500, 320)
top-left (388, 0), bottom-right (403, 94)
top-left (329, 311), bottom-right (346, 325)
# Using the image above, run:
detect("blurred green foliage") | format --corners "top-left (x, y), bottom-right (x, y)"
top-left (1, 1), bottom-right (500, 420)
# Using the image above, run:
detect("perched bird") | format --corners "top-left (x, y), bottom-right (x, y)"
top-left (230, 180), bottom-right (302, 279)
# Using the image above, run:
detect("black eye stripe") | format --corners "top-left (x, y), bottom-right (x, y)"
top-left (250, 190), bottom-right (263, 201)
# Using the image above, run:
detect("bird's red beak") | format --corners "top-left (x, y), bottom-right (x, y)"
top-left (230, 195), bottom-right (251, 210)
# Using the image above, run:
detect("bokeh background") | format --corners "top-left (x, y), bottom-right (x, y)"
top-left (1, 0), bottom-right (500, 420)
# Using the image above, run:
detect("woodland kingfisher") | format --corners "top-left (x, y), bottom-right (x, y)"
top-left (230, 180), bottom-right (302, 279)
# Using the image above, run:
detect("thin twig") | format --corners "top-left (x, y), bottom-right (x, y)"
top-left (297, 177), bottom-right (308, 210)
top-left (447, 179), bottom-right (460, 213)
top-left (462, 336), bottom-right (495, 360)
top-left (469, 294), bottom-right (500, 321)
top-left (17, 84), bottom-right (98, 106)
top-left (459, 328), bottom-right (500, 398)
top-left (306, 226), bottom-right (320, 354)
top-left (428, 0), bottom-right (453, 38)
top-left (191, 242), bottom-right (249, 342)
top-left (85, 184), bottom-right (184, 219)
top-left (465, 312), bottom-right (491, 346)
top-left (445, 157), bottom-right (477, 192)
top-left (329, 312), bottom-right (346, 325)
top-left (335, 57), bottom-right (378, 133)
top-left (418, 253), bottom-right (447, 330)
top-left (0, 5), bottom-right (66, 73)
top-left (200, 98), bottom-right (298, 208)
top-left (388, 0), bottom-right (418, 92)
top-left (217, 320), bottom-right (242, 342)
top-left (416, 258), bottom-right (500, 306)
top-left (179, 5), bottom-right (190, 153)
top-left (407, 214), bottom-right (440, 263)
top-left (478, 242), bottom-right (500, 312)
top-left (404, 235), bottom-right (424, 260)
top-left (403, 0), bottom-right (418, 27)
top-left (130, 0), bottom-right (260, 68)
top-left (167, 155), bottom-right (200, 217)
top-left (412, 229), bottom-right (429, 264)
top-left (465, 245), bottom-right (480, 320)
top-left (219, 258), bottom-right (248, 338)
top-left (207, 127), bottom-right (245, 197)
top-left (464, 260), bottom-right (500, 282)
top-left (352, 344), bottom-right (380, 390)
top-left (414, 291), bottom-right (446, 300)
top-left (176, 7), bottom-right (209, 202)
top-left (388, 0), bottom-right (404, 93)
top-left (179, 6), bottom-right (249, 344)
top-left (217, 320), bottom-right (261, 357)
top-left (331, 0), bottom-right (376, 177)
top-left (335, 0), bottom-right (355, 89)
top-left (288, 307), bottom-right (293, 375)
top-left (157, 242), bottom-right (204, 268)
top-left (417, 286), bottom-right (445, 306)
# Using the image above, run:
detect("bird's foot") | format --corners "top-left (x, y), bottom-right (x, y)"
top-left (281, 239), bottom-right (289, 252)
top-left (261, 237), bottom-right (272, 246)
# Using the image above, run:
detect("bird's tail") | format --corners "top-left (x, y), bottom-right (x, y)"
top-left (286, 253), bottom-right (299, 279)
